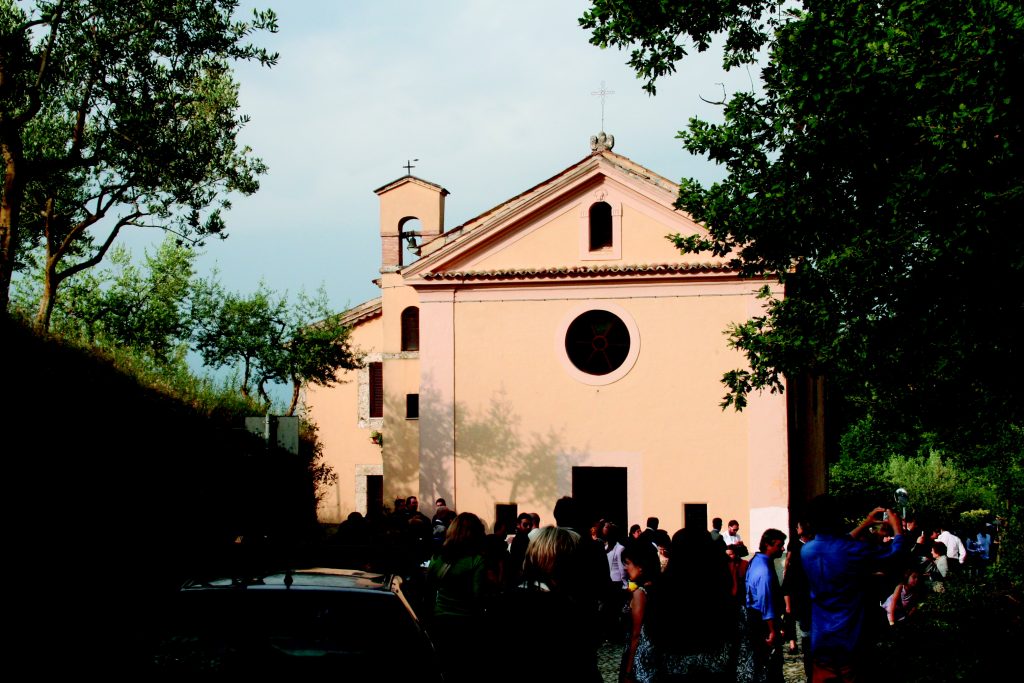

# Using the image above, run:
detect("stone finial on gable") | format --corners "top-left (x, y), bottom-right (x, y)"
top-left (590, 131), bottom-right (615, 152)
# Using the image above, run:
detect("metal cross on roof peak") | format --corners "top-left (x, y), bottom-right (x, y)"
top-left (591, 81), bottom-right (615, 131)
top-left (404, 158), bottom-right (419, 175)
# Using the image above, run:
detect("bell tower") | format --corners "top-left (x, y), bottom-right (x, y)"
top-left (374, 174), bottom-right (448, 270)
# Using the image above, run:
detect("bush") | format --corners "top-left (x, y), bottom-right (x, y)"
top-left (830, 451), bottom-right (998, 529)
top-left (874, 577), bottom-right (1022, 682)
top-left (884, 452), bottom-right (998, 525)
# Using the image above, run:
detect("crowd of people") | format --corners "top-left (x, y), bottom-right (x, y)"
top-left (325, 494), bottom-right (996, 683)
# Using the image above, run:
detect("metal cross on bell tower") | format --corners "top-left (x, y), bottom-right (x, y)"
top-left (591, 81), bottom-right (615, 132)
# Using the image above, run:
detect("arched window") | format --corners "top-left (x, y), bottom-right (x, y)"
top-left (589, 201), bottom-right (613, 250)
top-left (401, 306), bottom-right (419, 352)
top-left (399, 217), bottom-right (422, 266)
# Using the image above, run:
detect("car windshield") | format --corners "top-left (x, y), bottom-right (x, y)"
top-left (153, 588), bottom-right (429, 675)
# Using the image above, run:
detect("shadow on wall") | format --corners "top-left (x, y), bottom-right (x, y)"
top-left (385, 379), bottom-right (582, 520)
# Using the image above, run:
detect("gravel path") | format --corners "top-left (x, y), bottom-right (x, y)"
top-left (596, 639), bottom-right (807, 683)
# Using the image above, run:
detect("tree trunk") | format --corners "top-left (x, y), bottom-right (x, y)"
top-left (240, 357), bottom-right (252, 398)
top-left (33, 199), bottom-right (61, 332)
top-left (287, 380), bottom-right (300, 416)
top-left (34, 255), bottom-right (60, 332)
top-left (0, 138), bottom-right (24, 314)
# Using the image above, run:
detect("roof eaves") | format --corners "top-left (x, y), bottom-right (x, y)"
top-left (418, 262), bottom-right (739, 281)
top-left (451, 154), bottom-right (599, 235)
top-left (338, 297), bottom-right (383, 326)
top-left (373, 174), bottom-right (450, 196)
top-left (405, 149), bottom-right (685, 278)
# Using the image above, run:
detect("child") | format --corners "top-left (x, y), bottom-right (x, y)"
top-left (925, 540), bottom-right (950, 587)
top-left (883, 568), bottom-right (922, 626)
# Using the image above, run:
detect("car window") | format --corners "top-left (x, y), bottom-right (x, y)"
top-left (153, 589), bottom-right (434, 676)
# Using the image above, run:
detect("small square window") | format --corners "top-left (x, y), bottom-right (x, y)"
top-left (495, 503), bottom-right (518, 538)
top-left (683, 503), bottom-right (708, 532)
top-left (406, 393), bottom-right (419, 419)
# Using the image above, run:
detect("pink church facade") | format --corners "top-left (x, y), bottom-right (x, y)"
top-left (307, 139), bottom-right (791, 541)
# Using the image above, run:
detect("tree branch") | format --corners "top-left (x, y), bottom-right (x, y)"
top-left (68, 70), bottom-right (98, 160)
top-left (56, 211), bottom-right (142, 283)
top-left (699, 83), bottom-right (727, 105)
top-left (14, 0), bottom-right (67, 126)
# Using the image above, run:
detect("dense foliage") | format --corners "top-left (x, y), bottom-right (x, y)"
top-left (193, 279), bottom-right (361, 414)
top-left (11, 237), bottom-right (359, 416)
top-left (582, 0), bottom-right (1024, 579)
top-left (582, 1), bottom-right (1023, 433)
top-left (875, 578), bottom-right (1021, 682)
top-left (0, 0), bottom-right (277, 328)
top-left (829, 447), bottom-right (998, 526)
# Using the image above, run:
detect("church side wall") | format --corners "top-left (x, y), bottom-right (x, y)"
top-left (745, 285), bottom-right (790, 541)
top-left (306, 315), bottom-right (383, 524)
top-left (379, 274), bottom-right (422, 507)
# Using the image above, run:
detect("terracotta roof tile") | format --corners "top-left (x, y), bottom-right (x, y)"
top-left (338, 297), bottom-right (383, 325)
top-left (419, 262), bottom-right (737, 281)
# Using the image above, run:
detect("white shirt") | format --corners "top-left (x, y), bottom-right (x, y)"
top-left (937, 530), bottom-right (967, 563)
top-left (723, 531), bottom-right (743, 546)
top-left (607, 542), bottom-right (627, 588)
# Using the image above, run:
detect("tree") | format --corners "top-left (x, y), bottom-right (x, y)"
top-left (10, 235), bottom-right (197, 358)
top-left (193, 282), bottom-right (359, 416)
top-left (264, 288), bottom-right (361, 417)
top-left (580, 0), bottom-right (1024, 451)
top-left (829, 447), bottom-right (998, 526)
top-left (0, 0), bottom-right (277, 329)
top-left (192, 279), bottom-right (285, 403)
top-left (76, 238), bottom-right (194, 358)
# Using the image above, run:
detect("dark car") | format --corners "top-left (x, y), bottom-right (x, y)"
top-left (152, 567), bottom-right (442, 678)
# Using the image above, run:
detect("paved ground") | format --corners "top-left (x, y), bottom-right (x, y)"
top-left (782, 644), bottom-right (806, 683)
top-left (597, 640), bottom-right (619, 682)
top-left (596, 639), bottom-right (806, 683)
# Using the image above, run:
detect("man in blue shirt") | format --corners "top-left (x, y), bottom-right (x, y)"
top-left (802, 495), bottom-right (907, 682)
top-left (746, 528), bottom-right (787, 683)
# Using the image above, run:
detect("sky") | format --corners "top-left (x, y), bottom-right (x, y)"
top-left (125, 0), bottom-right (759, 314)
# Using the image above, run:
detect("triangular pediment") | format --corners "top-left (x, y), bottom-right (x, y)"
top-left (403, 150), bottom-right (730, 284)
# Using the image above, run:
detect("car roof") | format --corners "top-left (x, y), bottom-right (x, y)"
top-left (181, 567), bottom-right (397, 592)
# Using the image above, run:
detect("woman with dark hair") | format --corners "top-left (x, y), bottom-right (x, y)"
top-left (620, 538), bottom-right (661, 682)
top-left (638, 528), bottom-right (754, 682)
top-left (424, 512), bottom-right (490, 682)
top-left (883, 567), bottom-right (923, 626)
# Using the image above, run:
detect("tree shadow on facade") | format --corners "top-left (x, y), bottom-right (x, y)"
top-left (404, 383), bottom-right (581, 521)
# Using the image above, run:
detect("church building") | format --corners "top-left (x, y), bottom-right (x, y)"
top-left (307, 134), bottom-right (791, 540)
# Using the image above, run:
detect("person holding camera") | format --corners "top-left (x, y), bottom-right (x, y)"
top-left (802, 496), bottom-right (908, 682)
